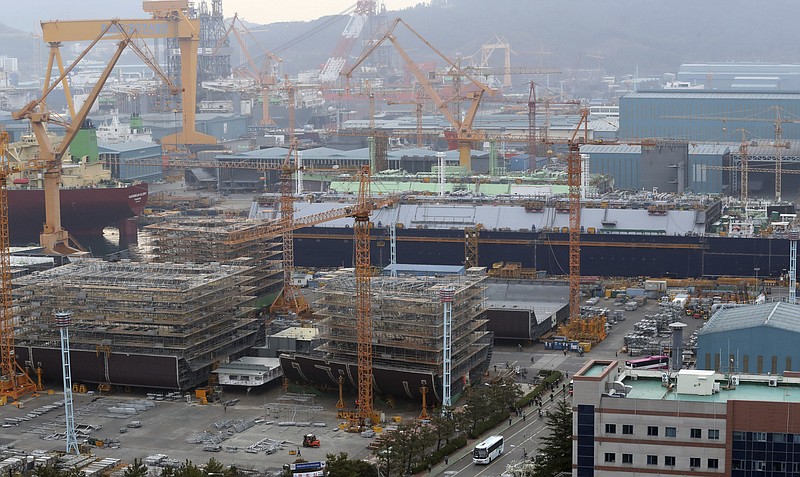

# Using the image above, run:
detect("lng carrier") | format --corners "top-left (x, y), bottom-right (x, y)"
top-left (251, 191), bottom-right (795, 279)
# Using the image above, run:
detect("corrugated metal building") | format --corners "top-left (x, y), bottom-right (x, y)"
top-left (98, 141), bottom-right (163, 182)
top-left (581, 143), bottom-right (730, 194)
top-left (142, 112), bottom-right (248, 143)
top-left (676, 63), bottom-right (800, 91)
top-left (619, 91), bottom-right (800, 142)
top-left (697, 302), bottom-right (800, 374)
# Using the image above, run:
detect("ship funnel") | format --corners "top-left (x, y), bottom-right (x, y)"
top-left (669, 322), bottom-right (687, 370)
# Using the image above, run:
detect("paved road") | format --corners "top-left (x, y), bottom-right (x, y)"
top-left (424, 298), bottom-right (708, 476)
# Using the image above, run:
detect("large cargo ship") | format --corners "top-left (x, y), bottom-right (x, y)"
top-left (8, 184), bottom-right (148, 245)
top-left (6, 128), bottom-right (149, 245)
top-left (259, 193), bottom-right (794, 279)
top-left (279, 271), bottom-right (492, 402)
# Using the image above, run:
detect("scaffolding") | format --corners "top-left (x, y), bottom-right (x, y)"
top-left (13, 259), bottom-right (260, 390)
top-left (141, 217), bottom-right (283, 302)
top-left (313, 272), bottom-right (491, 399)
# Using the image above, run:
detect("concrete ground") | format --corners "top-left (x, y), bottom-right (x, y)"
top-left (0, 382), bottom-right (415, 475)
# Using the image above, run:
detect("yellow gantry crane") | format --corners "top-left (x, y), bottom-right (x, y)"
top-left (12, 1), bottom-right (209, 254)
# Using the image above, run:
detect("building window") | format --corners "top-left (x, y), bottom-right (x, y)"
top-left (647, 426), bottom-right (658, 436)
top-left (732, 431), bottom-right (746, 441)
top-left (647, 455), bottom-right (658, 465)
top-left (774, 433), bottom-right (787, 443)
top-left (690, 428), bottom-right (701, 438)
top-left (665, 456), bottom-right (676, 466)
top-left (754, 461), bottom-right (765, 471)
top-left (708, 458), bottom-right (719, 469)
top-left (690, 457), bottom-right (701, 468)
top-left (605, 423), bottom-right (616, 434)
top-left (622, 424), bottom-right (633, 435)
top-left (708, 429), bottom-right (720, 440)
top-left (622, 454), bottom-right (633, 464)
top-left (754, 432), bottom-right (767, 442)
top-left (665, 426), bottom-right (677, 437)
top-left (604, 453), bottom-right (615, 463)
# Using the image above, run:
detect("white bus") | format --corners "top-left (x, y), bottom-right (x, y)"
top-left (472, 435), bottom-right (504, 464)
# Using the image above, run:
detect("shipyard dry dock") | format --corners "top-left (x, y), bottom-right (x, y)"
top-left (280, 270), bottom-right (493, 402)
top-left (14, 259), bottom-right (261, 390)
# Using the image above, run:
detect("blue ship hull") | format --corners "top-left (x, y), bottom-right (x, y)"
top-left (295, 227), bottom-right (789, 278)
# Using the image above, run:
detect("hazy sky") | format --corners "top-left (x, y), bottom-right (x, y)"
top-left (10, 1), bottom-right (423, 31)
top-left (225, 1), bottom-right (422, 23)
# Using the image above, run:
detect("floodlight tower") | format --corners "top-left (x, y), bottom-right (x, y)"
top-left (55, 311), bottom-right (79, 455)
top-left (440, 287), bottom-right (455, 413)
top-left (790, 230), bottom-right (798, 305)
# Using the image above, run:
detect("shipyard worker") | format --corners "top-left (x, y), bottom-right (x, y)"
top-left (445, 456), bottom-right (449, 465)
top-left (509, 417), bottom-right (513, 426)
top-left (518, 344), bottom-right (522, 352)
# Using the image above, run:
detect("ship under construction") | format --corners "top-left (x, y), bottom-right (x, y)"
top-left (13, 259), bottom-right (261, 390)
top-left (279, 269), bottom-right (493, 402)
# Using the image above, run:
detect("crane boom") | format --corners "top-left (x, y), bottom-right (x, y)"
top-left (39, 1), bottom-right (216, 148)
top-left (14, 19), bottom-right (183, 254)
top-left (343, 18), bottom-right (496, 170)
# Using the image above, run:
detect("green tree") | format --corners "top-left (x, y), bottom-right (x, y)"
top-left (202, 458), bottom-right (225, 476)
top-left (429, 410), bottom-right (457, 451)
top-left (325, 452), bottom-right (378, 477)
top-left (531, 398), bottom-right (572, 477)
top-left (374, 421), bottom-right (436, 476)
top-left (123, 459), bottom-right (148, 477)
top-left (174, 460), bottom-right (203, 477)
top-left (159, 467), bottom-right (175, 477)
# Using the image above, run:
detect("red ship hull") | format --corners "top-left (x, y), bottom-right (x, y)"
top-left (7, 183), bottom-right (148, 245)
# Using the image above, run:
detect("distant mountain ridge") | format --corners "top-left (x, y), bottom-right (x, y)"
top-left (246, 0), bottom-right (800, 79)
top-left (1, 0), bottom-right (798, 81)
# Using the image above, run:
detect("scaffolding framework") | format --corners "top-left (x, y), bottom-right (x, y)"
top-left (141, 217), bottom-right (283, 301)
top-left (14, 259), bottom-right (260, 390)
top-left (313, 272), bottom-right (490, 402)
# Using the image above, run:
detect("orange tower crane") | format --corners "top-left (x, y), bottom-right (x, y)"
top-left (567, 109), bottom-right (590, 321)
top-left (214, 13), bottom-right (282, 126)
top-left (386, 90), bottom-right (425, 147)
top-left (665, 106), bottom-right (800, 202)
top-left (353, 165), bottom-right (375, 428)
top-left (0, 131), bottom-right (43, 403)
top-left (269, 142), bottom-right (309, 315)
